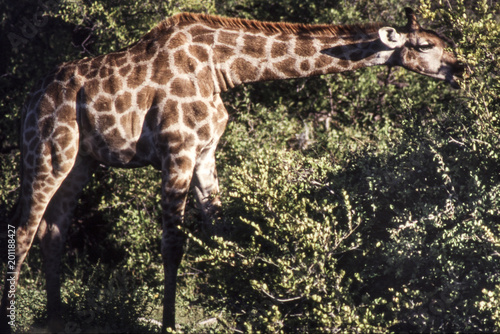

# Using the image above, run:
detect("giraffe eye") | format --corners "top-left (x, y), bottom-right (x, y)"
top-left (416, 43), bottom-right (434, 52)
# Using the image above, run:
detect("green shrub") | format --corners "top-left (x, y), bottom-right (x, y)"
top-left (191, 149), bottom-right (389, 332)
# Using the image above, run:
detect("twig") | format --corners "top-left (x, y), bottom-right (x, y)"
top-left (449, 137), bottom-right (465, 146)
top-left (261, 289), bottom-right (303, 304)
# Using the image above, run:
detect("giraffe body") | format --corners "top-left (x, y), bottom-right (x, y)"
top-left (1, 9), bottom-right (462, 332)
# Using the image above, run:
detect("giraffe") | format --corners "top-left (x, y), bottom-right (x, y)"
top-left (1, 8), bottom-right (462, 333)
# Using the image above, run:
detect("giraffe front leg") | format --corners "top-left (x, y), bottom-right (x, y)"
top-left (192, 94), bottom-right (227, 232)
top-left (160, 155), bottom-right (194, 332)
top-left (192, 146), bottom-right (222, 229)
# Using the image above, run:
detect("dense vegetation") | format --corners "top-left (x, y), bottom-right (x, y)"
top-left (1, 0), bottom-right (499, 332)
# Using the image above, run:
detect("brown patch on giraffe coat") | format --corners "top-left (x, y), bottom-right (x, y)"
top-left (336, 59), bottom-right (351, 69)
top-left (271, 42), bottom-right (288, 58)
top-left (189, 25), bottom-right (216, 44)
top-left (193, 34), bottom-right (214, 45)
top-left (243, 35), bottom-right (266, 59)
top-left (231, 58), bottom-right (258, 82)
top-left (168, 32), bottom-right (188, 49)
top-left (188, 45), bottom-right (209, 63)
top-left (127, 65), bottom-right (148, 89)
top-left (174, 155), bottom-right (193, 172)
top-left (52, 125), bottom-right (75, 149)
top-left (275, 58), bottom-right (300, 77)
top-left (196, 124), bottom-right (211, 142)
top-left (174, 49), bottom-right (197, 74)
top-left (38, 95), bottom-right (54, 120)
top-left (64, 77), bottom-right (79, 98)
top-left (317, 36), bottom-right (338, 45)
top-left (55, 65), bottom-right (76, 82)
top-left (64, 146), bottom-right (77, 162)
top-left (166, 175), bottom-right (190, 191)
top-left (99, 113), bottom-right (117, 128)
top-left (189, 25), bottom-right (215, 36)
top-left (84, 79), bottom-right (101, 98)
top-left (314, 55), bottom-right (334, 70)
top-left (119, 64), bottom-right (132, 77)
top-left (102, 75), bottom-right (122, 94)
top-left (32, 178), bottom-right (42, 192)
top-left (120, 111), bottom-right (143, 138)
top-left (213, 45), bottom-right (235, 63)
top-left (78, 104), bottom-right (96, 136)
top-left (77, 62), bottom-right (91, 77)
top-left (39, 115), bottom-right (55, 138)
top-left (197, 67), bottom-right (214, 97)
top-left (151, 51), bottom-right (173, 85)
top-left (170, 78), bottom-right (197, 97)
top-left (131, 41), bottom-right (158, 63)
top-left (107, 52), bottom-right (128, 67)
top-left (33, 186), bottom-right (47, 200)
top-left (300, 61), bottom-right (311, 72)
top-left (261, 68), bottom-right (278, 80)
top-left (114, 92), bottom-right (132, 113)
top-left (295, 37), bottom-right (316, 57)
top-left (217, 31), bottom-right (239, 46)
top-left (56, 105), bottom-right (76, 123)
top-left (276, 33), bottom-right (291, 42)
top-left (182, 101), bottom-right (209, 129)
top-left (94, 95), bottom-right (112, 112)
top-left (162, 100), bottom-right (179, 127)
top-left (43, 82), bottom-right (65, 110)
top-left (137, 86), bottom-right (155, 110)
top-left (99, 66), bottom-right (114, 78)
top-left (86, 68), bottom-right (99, 79)
top-left (153, 89), bottom-right (167, 105)
top-left (161, 130), bottom-right (195, 155)
top-left (89, 56), bottom-right (104, 73)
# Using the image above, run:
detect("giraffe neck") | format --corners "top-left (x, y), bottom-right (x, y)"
top-left (147, 13), bottom-right (390, 92)
top-left (212, 28), bottom-right (390, 90)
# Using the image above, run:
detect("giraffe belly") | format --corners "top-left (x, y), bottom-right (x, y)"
top-left (79, 131), bottom-right (161, 169)
top-left (78, 109), bottom-right (162, 169)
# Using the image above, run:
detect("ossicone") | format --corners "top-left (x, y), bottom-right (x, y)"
top-left (404, 7), bottom-right (421, 31)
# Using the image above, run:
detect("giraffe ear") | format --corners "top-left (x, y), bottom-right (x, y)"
top-left (378, 27), bottom-right (405, 49)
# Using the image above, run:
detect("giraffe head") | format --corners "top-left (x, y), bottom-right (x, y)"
top-left (378, 8), bottom-right (464, 88)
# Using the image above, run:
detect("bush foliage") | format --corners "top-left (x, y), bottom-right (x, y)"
top-left (1, 0), bottom-right (499, 332)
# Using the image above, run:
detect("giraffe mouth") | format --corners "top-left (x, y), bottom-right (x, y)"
top-left (448, 62), bottom-right (465, 89)
top-left (449, 78), bottom-right (460, 89)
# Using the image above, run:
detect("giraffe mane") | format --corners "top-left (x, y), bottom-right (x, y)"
top-left (153, 12), bottom-right (384, 37)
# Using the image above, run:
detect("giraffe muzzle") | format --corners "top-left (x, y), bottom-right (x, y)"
top-left (449, 62), bottom-right (465, 89)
